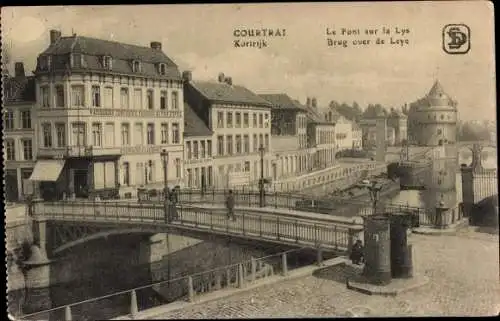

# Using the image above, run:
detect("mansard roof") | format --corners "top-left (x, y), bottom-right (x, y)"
top-left (189, 80), bottom-right (272, 107)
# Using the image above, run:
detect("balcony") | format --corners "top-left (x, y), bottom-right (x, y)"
top-left (37, 107), bottom-right (182, 119)
top-left (185, 157), bottom-right (214, 165)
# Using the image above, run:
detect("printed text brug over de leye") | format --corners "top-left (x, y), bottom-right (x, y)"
top-left (233, 28), bottom-right (287, 49)
top-left (326, 27), bottom-right (411, 48)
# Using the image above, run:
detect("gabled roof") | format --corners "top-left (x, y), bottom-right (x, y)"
top-left (184, 102), bottom-right (212, 137)
top-left (3, 75), bottom-right (36, 104)
top-left (37, 35), bottom-right (181, 79)
top-left (258, 93), bottom-right (307, 111)
top-left (303, 104), bottom-right (334, 126)
top-left (189, 81), bottom-right (272, 107)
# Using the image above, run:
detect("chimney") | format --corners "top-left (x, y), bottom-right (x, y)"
top-left (14, 62), bottom-right (25, 78)
top-left (218, 72), bottom-right (225, 83)
top-left (150, 41), bottom-right (162, 50)
top-left (182, 70), bottom-right (192, 82)
top-left (225, 77), bottom-right (233, 86)
top-left (311, 98), bottom-right (317, 108)
top-left (50, 30), bottom-right (62, 44)
top-left (306, 97), bottom-right (311, 107)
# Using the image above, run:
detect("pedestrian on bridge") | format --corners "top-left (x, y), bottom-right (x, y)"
top-left (350, 240), bottom-right (364, 265)
top-left (226, 190), bottom-right (236, 221)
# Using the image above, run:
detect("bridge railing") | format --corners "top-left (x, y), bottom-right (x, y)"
top-left (17, 247), bottom-right (314, 321)
top-left (32, 201), bottom-right (354, 251)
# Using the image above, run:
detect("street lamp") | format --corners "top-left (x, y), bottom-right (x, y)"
top-left (259, 144), bottom-right (266, 208)
top-left (367, 181), bottom-right (383, 215)
top-left (161, 149), bottom-right (170, 222)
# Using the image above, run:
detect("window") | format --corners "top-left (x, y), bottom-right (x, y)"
top-left (172, 123), bottom-right (180, 144)
top-left (235, 112), bottom-right (241, 128)
top-left (244, 135), bottom-right (249, 153)
top-left (186, 141), bottom-right (192, 159)
top-left (56, 123), bottom-right (66, 147)
top-left (55, 85), bottom-right (65, 107)
top-left (71, 85), bottom-right (85, 107)
top-left (171, 91), bottom-right (179, 110)
top-left (161, 123), bottom-right (168, 144)
top-left (120, 88), bottom-right (129, 108)
top-left (159, 63), bottom-right (167, 75)
top-left (264, 113), bottom-right (269, 128)
top-left (42, 123), bottom-right (52, 147)
top-left (259, 134), bottom-right (263, 149)
top-left (134, 123), bottom-right (143, 145)
top-left (437, 129), bottom-right (442, 135)
top-left (175, 158), bottom-right (181, 178)
top-left (4, 110), bottom-right (14, 129)
top-left (187, 169), bottom-right (192, 187)
top-left (217, 112), bottom-right (224, 128)
top-left (194, 168), bottom-right (199, 186)
top-left (253, 113), bottom-right (257, 127)
top-left (89, 85), bottom-right (100, 107)
top-left (134, 89), bottom-right (142, 109)
top-left (92, 123), bottom-right (102, 147)
top-left (72, 122), bottom-right (86, 146)
top-left (193, 141), bottom-right (199, 159)
top-left (132, 60), bottom-right (141, 73)
top-left (227, 112), bottom-right (233, 128)
top-left (122, 162), bottom-right (130, 186)
top-left (235, 135), bottom-right (242, 154)
top-left (104, 123), bottom-right (115, 147)
top-left (207, 140), bottom-right (212, 157)
top-left (265, 134), bottom-right (269, 151)
top-left (103, 56), bottom-right (113, 70)
top-left (208, 166), bottom-right (213, 186)
top-left (160, 91), bottom-right (167, 109)
top-left (226, 135), bottom-right (233, 155)
top-left (40, 86), bottom-right (50, 108)
top-left (253, 134), bottom-right (258, 152)
top-left (259, 113), bottom-right (263, 128)
top-left (147, 160), bottom-right (154, 183)
top-left (147, 123), bottom-right (155, 145)
top-left (243, 113), bottom-right (249, 128)
top-left (217, 135), bottom-right (224, 155)
top-left (5, 140), bottom-right (15, 160)
top-left (201, 141), bottom-right (206, 158)
top-left (121, 123), bottom-right (130, 146)
top-left (244, 161), bottom-right (250, 172)
top-left (22, 139), bottom-right (33, 160)
top-left (147, 90), bottom-right (154, 110)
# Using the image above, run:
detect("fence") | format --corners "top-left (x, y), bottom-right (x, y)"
top-left (17, 247), bottom-right (315, 321)
top-left (32, 201), bottom-right (354, 251)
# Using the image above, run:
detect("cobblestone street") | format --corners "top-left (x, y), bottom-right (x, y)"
top-left (152, 228), bottom-right (499, 318)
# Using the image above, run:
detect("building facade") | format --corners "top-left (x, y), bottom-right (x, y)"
top-left (184, 72), bottom-right (273, 189)
top-left (183, 101), bottom-right (214, 189)
top-left (387, 108), bottom-right (408, 145)
top-left (352, 123), bottom-right (362, 149)
top-left (31, 30), bottom-right (184, 200)
top-left (259, 94), bottom-right (308, 181)
top-left (407, 80), bottom-right (458, 146)
top-left (3, 63), bottom-right (37, 202)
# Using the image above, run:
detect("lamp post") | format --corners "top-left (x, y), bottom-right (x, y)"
top-left (259, 144), bottom-right (266, 208)
top-left (367, 181), bottom-right (383, 215)
top-left (161, 149), bottom-right (170, 222)
top-left (160, 149), bottom-right (171, 283)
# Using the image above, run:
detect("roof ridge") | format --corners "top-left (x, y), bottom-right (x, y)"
top-left (76, 35), bottom-right (157, 51)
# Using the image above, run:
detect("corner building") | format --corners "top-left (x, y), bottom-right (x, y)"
top-left (184, 73), bottom-right (272, 189)
top-left (32, 30), bottom-right (184, 200)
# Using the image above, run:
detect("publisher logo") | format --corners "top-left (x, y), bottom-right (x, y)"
top-left (443, 24), bottom-right (470, 54)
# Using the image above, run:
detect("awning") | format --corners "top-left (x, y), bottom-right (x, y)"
top-left (29, 160), bottom-right (66, 181)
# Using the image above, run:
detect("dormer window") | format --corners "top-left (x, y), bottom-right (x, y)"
top-left (102, 56), bottom-right (113, 70)
top-left (158, 63), bottom-right (167, 75)
top-left (38, 55), bottom-right (52, 71)
top-left (71, 53), bottom-right (82, 68)
top-left (132, 60), bottom-right (141, 73)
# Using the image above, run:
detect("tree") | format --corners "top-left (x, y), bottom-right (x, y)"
top-left (458, 122), bottom-right (491, 142)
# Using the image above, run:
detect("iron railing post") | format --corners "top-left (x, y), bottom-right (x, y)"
top-left (295, 219), bottom-right (299, 243)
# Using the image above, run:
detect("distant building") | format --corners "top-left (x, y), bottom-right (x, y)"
top-left (352, 123), bottom-right (362, 149)
top-left (258, 93), bottom-right (308, 181)
top-left (184, 72), bottom-right (273, 189)
top-left (387, 108), bottom-right (408, 145)
top-left (3, 62), bottom-right (37, 202)
top-left (183, 101), bottom-right (214, 189)
top-left (360, 108), bottom-right (407, 148)
top-left (303, 97), bottom-right (336, 170)
top-left (407, 80), bottom-right (458, 146)
top-left (31, 30), bottom-right (185, 200)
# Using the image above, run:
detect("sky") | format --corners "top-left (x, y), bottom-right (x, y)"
top-left (1, 2), bottom-right (496, 121)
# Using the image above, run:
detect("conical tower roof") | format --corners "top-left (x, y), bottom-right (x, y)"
top-left (425, 80), bottom-right (455, 108)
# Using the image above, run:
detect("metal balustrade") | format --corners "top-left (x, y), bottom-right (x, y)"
top-left (17, 247), bottom-right (313, 321)
top-left (33, 201), bottom-right (352, 251)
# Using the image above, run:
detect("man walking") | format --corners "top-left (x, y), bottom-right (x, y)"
top-left (226, 190), bottom-right (236, 221)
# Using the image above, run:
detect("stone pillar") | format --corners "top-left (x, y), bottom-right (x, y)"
top-left (460, 165), bottom-right (474, 217)
top-left (32, 220), bottom-right (48, 253)
top-left (363, 215), bottom-right (391, 285)
top-left (7, 259), bottom-right (26, 317)
top-left (23, 245), bottom-right (52, 314)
